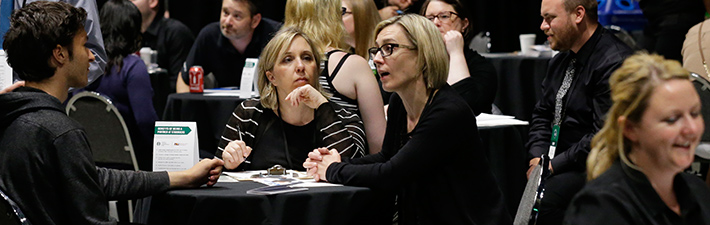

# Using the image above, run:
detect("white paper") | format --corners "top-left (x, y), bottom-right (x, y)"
top-left (475, 113), bottom-right (529, 128)
top-left (152, 121), bottom-right (199, 172)
top-left (240, 58), bottom-right (259, 98)
top-left (0, 50), bottom-right (13, 90)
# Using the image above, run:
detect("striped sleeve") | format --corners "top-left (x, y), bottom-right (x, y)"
top-left (315, 102), bottom-right (367, 158)
top-left (217, 100), bottom-right (262, 158)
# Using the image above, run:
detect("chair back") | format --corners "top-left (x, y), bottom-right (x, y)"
top-left (0, 189), bottom-right (30, 225)
top-left (513, 155), bottom-right (550, 225)
top-left (65, 92), bottom-right (139, 171)
top-left (691, 72), bottom-right (710, 142)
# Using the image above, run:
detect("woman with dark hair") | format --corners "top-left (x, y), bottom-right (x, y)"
top-left (421, 0), bottom-right (497, 115)
top-left (87, 0), bottom-right (159, 170)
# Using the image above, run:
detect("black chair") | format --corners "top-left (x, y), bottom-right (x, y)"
top-left (513, 155), bottom-right (550, 225)
top-left (689, 71), bottom-right (710, 188)
top-left (65, 91), bottom-right (139, 222)
top-left (0, 189), bottom-right (30, 225)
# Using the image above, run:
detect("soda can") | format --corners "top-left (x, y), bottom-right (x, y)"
top-left (189, 66), bottom-right (204, 93)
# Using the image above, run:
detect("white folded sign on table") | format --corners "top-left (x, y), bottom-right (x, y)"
top-left (152, 121), bottom-right (199, 172)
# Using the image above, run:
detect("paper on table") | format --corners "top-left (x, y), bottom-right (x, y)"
top-left (202, 89), bottom-right (257, 97)
top-left (476, 113), bottom-right (529, 127)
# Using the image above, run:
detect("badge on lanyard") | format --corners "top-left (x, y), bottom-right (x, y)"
top-left (548, 125), bottom-right (560, 159)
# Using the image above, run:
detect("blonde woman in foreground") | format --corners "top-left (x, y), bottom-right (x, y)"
top-left (564, 53), bottom-right (710, 224)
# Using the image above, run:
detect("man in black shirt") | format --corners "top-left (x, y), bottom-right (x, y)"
top-left (132, 0), bottom-right (195, 92)
top-left (526, 0), bottom-right (633, 223)
top-left (175, 0), bottom-right (280, 92)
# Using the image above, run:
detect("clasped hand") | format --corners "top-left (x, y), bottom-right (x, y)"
top-left (303, 147), bottom-right (341, 182)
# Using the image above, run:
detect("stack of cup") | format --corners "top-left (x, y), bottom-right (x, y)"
top-left (519, 34), bottom-right (536, 56)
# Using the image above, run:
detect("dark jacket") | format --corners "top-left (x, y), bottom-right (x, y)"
top-left (0, 87), bottom-right (169, 225)
top-left (527, 26), bottom-right (634, 173)
top-left (565, 160), bottom-right (710, 224)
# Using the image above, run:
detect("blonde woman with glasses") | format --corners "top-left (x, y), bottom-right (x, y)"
top-left (303, 14), bottom-right (510, 225)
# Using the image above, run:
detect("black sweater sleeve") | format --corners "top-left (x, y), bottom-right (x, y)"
top-left (325, 92), bottom-right (475, 191)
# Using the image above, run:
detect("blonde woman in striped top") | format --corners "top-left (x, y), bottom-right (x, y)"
top-left (217, 27), bottom-right (367, 171)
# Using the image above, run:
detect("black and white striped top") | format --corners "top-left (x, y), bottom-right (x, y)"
top-left (319, 50), bottom-right (360, 114)
top-left (217, 99), bottom-right (367, 171)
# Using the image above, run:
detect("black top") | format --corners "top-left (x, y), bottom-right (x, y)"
top-left (181, 19), bottom-right (281, 88)
top-left (0, 87), bottom-right (169, 225)
top-left (326, 85), bottom-right (511, 225)
top-left (142, 16), bottom-right (195, 92)
top-left (639, 0), bottom-right (705, 22)
top-left (527, 25), bottom-right (633, 174)
top-left (451, 48), bottom-right (498, 115)
top-left (565, 160), bottom-right (710, 224)
top-left (217, 100), bottom-right (367, 171)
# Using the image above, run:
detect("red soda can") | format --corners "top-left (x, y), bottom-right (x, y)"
top-left (189, 66), bottom-right (204, 93)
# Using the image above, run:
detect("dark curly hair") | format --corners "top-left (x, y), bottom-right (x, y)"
top-left (100, 0), bottom-right (143, 74)
top-left (2, 1), bottom-right (87, 82)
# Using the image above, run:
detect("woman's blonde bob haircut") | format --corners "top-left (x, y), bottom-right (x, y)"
top-left (374, 14), bottom-right (449, 90)
top-left (344, 0), bottom-right (381, 58)
top-left (257, 26), bottom-right (326, 109)
top-left (587, 52), bottom-right (691, 180)
top-left (283, 0), bottom-right (348, 53)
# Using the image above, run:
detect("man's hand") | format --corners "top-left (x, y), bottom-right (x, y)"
top-left (526, 157), bottom-right (554, 179)
top-left (0, 81), bottom-right (25, 94)
top-left (169, 158), bottom-right (225, 188)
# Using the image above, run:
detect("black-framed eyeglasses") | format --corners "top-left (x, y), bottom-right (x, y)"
top-left (341, 7), bottom-right (352, 16)
top-left (368, 43), bottom-right (416, 59)
top-left (425, 11), bottom-right (459, 23)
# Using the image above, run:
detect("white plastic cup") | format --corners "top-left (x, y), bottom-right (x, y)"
top-left (519, 34), bottom-right (536, 55)
top-left (139, 47), bottom-right (152, 66)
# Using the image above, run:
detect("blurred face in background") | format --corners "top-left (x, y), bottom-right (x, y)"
top-left (341, 0), bottom-right (355, 46)
top-left (220, 0), bottom-right (260, 40)
top-left (130, 0), bottom-right (154, 20)
top-left (424, 1), bottom-right (468, 36)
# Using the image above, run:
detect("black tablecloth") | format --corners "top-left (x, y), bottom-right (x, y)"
top-left (162, 93), bottom-right (247, 157)
top-left (134, 181), bottom-right (392, 225)
top-left (161, 93), bottom-right (529, 217)
top-left (485, 54), bottom-right (551, 122)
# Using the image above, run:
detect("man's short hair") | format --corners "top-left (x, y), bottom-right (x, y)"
top-left (2, 1), bottom-right (87, 82)
top-left (235, 0), bottom-right (260, 17)
top-left (564, 0), bottom-right (598, 21)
